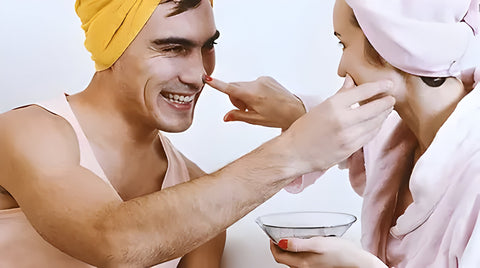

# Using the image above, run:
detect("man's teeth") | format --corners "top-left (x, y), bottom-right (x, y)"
top-left (166, 93), bottom-right (194, 104)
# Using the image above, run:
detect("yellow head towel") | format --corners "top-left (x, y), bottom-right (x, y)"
top-left (75, 0), bottom-right (213, 71)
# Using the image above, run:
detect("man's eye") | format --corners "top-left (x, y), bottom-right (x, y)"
top-left (161, 46), bottom-right (187, 54)
top-left (338, 41), bottom-right (345, 50)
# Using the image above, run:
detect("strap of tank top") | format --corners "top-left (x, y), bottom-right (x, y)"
top-left (157, 132), bottom-right (191, 189)
top-left (35, 94), bottom-right (115, 191)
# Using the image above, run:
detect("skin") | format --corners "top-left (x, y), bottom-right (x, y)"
top-left (207, 74), bottom-right (397, 172)
top-left (270, 238), bottom-right (386, 268)
top-left (334, 0), bottom-right (468, 224)
top-left (1, 1), bottom-right (222, 266)
top-left (215, 76), bottom-right (307, 131)
top-left (208, 0), bottom-right (471, 267)
top-left (333, 0), bottom-right (468, 159)
top-left (67, 1), bottom-right (219, 201)
top-left (0, 0), bottom-right (395, 267)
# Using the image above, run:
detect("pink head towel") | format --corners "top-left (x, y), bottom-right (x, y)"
top-left (345, 0), bottom-right (480, 77)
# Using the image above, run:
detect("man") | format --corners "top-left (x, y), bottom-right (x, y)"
top-left (0, 0), bottom-right (395, 267)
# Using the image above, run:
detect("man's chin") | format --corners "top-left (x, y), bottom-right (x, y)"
top-left (157, 122), bottom-right (192, 133)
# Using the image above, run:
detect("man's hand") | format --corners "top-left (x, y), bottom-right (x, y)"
top-left (209, 74), bottom-right (395, 172)
top-left (281, 75), bottom-right (395, 172)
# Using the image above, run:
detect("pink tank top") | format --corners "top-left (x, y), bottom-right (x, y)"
top-left (0, 94), bottom-right (191, 267)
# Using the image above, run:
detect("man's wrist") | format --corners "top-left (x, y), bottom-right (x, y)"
top-left (271, 132), bottom-right (314, 176)
top-left (217, 136), bottom-right (305, 195)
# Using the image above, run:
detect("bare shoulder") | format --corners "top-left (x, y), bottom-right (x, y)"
top-left (1, 104), bottom-right (73, 132)
top-left (0, 105), bottom-right (79, 151)
top-left (0, 105), bottom-right (81, 185)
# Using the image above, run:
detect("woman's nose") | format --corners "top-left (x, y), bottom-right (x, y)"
top-left (337, 58), bottom-right (347, 78)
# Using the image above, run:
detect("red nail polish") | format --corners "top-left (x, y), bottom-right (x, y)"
top-left (278, 239), bottom-right (288, 250)
top-left (204, 75), bottom-right (213, 82)
top-left (224, 114), bottom-right (232, 122)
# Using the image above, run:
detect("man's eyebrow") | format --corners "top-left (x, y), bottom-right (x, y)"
top-left (151, 37), bottom-right (195, 47)
top-left (334, 31), bottom-right (341, 37)
top-left (151, 30), bottom-right (220, 47)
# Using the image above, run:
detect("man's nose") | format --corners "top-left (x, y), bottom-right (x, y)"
top-left (179, 51), bottom-right (206, 89)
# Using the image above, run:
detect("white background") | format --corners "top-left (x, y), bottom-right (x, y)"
top-left (1, 1), bottom-right (478, 267)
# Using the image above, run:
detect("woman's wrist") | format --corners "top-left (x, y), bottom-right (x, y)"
top-left (293, 94), bottom-right (307, 114)
top-left (281, 94), bottom-right (307, 131)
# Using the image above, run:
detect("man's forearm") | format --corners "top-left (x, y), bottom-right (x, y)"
top-left (98, 135), bottom-right (304, 266)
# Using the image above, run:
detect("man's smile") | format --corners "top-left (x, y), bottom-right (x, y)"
top-left (160, 91), bottom-right (196, 104)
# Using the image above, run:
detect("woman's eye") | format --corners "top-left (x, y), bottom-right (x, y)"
top-left (338, 41), bottom-right (345, 50)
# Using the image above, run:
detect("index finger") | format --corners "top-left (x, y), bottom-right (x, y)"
top-left (205, 76), bottom-right (251, 101)
top-left (204, 76), bottom-right (230, 94)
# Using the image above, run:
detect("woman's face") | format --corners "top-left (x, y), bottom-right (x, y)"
top-left (333, 0), bottom-right (403, 91)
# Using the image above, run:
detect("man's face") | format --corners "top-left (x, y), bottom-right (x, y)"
top-left (111, 0), bottom-right (217, 133)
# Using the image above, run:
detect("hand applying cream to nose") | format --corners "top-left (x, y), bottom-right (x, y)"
top-left (205, 75), bottom-right (306, 131)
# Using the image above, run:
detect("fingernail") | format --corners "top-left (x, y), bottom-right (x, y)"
top-left (223, 114), bottom-right (231, 122)
top-left (204, 75), bottom-right (213, 82)
top-left (382, 80), bottom-right (393, 90)
top-left (278, 239), bottom-right (288, 250)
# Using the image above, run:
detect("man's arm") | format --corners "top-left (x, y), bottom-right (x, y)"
top-left (0, 78), bottom-right (393, 268)
top-left (178, 155), bottom-right (226, 268)
top-left (177, 233), bottom-right (225, 268)
top-left (0, 106), bottom-right (302, 267)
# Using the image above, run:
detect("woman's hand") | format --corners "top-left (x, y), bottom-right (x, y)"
top-left (208, 74), bottom-right (395, 172)
top-left (206, 76), bottom-right (306, 131)
top-left (270, 237), bottom-right (387, 268)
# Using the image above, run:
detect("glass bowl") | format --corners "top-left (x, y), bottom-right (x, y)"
top-left (255, 211), bottom-right (357, 244)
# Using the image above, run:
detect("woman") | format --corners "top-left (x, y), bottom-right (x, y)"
top-left (207, 0), bottom-right (480, 266)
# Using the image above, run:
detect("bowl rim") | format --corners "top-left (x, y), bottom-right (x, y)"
top-left (256, 211), bottom-right (357, 229)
